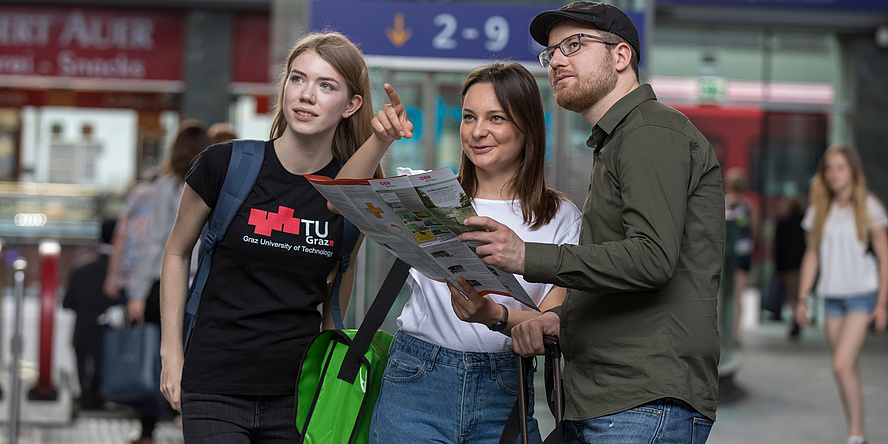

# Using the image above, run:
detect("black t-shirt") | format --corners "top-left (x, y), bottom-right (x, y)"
top-left (182, 140), bottom-right (343, 396)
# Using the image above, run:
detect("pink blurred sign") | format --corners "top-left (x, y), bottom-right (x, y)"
top-left (0, 5), bottom-right (184, 84)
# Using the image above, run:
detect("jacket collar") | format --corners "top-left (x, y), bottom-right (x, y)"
top-left (586, 84), bottom-right (657, 149)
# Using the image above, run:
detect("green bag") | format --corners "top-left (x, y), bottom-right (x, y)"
top-left (294, 259), bottom-right (409, 444)
top-left (295, 329), bottom-right (393, 443)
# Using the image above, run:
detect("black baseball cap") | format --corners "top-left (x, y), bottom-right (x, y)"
top-left (529, 2), bottom-right (641, 62)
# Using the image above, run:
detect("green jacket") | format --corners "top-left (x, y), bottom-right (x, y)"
top-left (525, 84), bottom-right (724, 421)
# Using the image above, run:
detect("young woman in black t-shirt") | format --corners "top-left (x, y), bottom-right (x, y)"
top-left (157, 32), bottom-right (380, 443)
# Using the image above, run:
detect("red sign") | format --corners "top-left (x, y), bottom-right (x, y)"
top-left (0, 6), bottom-right (184, 84)
top-left (232, 12), bottom-right (271, 85)
top-left (232, 11), bottom-right (272, 113)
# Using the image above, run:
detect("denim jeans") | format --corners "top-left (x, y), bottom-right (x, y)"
top-left (370, 332), bottom-right (541, 444)
top-left (565, 398), bottom-right (713, 444)
top-left (181, 390), bottom-right (296, 443)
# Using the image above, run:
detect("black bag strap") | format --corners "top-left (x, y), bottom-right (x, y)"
top-left (337, 258), bottom-right (410, 384)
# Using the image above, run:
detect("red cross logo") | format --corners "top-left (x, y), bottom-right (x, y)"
top-left (248, 206), bottom-right (301, 236)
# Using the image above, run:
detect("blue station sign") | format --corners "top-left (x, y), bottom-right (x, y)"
top-left (657, 0), bottom-right (888, 11)
top-left (310, 0), bottom-right (645, 65)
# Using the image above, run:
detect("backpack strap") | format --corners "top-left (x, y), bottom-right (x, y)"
top-left (183, 139), bottom-right (264, 349)
top-left (329, 218), bottom-right (360, 329)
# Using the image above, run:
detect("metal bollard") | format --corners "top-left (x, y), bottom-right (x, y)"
top-left (30, 241), bottom-right (60, 401)
top-left (8, 258), bottom-right (27, 444)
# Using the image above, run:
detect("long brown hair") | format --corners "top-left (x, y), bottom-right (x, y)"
top-left (808, 142), bottom-right (874, 246)
top-left (456, 62), bottom-right (565, 229)
top-left (164, 119), bottom-right (208, 181)
top-left (269, 32), bottom-right (381, 177)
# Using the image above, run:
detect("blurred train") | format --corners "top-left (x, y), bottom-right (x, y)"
top-left (676, 104), bottom-right (828, 266)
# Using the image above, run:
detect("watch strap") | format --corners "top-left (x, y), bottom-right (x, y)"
top-left (489, 303), bottom-right (509, 331)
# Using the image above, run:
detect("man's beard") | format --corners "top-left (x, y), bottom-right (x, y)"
top-left (552, 56), bottom-right (618, 114)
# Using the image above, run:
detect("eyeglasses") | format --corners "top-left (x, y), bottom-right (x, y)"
top-left (537, 33), bottom-right (619, 68)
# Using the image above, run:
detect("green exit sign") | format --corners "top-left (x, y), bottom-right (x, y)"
top-left (698, 76), bottom-right (727, 102)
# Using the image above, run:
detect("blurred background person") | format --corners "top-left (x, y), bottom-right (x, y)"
top-left (127, 119), bottom-right (209, 444)
top-left (63, 218), bottom-right (118, 412)
top-left (207, 122), bottom-right (238, 145)
top-left (104, 172), bottom-right (159, 303)
top-left (725, 167), bottom-right (760, 346)
top-left (774, 194), bottom-right (807, 339)
top-left (796, 142), bottom-right (888, 444)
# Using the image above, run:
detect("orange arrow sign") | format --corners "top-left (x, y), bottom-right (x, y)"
top-left (386, 13), bottom-right (412, 48)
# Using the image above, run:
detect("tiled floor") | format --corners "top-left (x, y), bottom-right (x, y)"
top-left (1, 413), bottom-right (183, 444)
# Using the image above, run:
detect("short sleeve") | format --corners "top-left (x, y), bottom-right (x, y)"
top-left (554, 200), bottom-right (582, 246)
top-left (801, 206), bottom-right (815, 232)
top-left (395, 166), bottom-right (427, 176)
top-left (866, 195), bottom-right (888, 229)
top-left (185, 142), bottom-right (233, 208)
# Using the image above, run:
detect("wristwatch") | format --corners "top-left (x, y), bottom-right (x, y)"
top-left (489, 303), bottom-right (509, 331)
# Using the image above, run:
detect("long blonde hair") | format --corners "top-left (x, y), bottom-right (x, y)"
top-left (808, 142), bottom-right (872, 246)
top-left (269, 32), bottom-right (381, 177)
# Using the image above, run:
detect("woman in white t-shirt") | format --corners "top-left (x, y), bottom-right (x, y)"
top-left (334, 62), bottom-right (581, 443)
top-left (797, 142), bottom-right (888, 444)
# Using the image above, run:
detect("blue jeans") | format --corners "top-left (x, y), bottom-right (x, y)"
top-left (181, 390), bottom-right (296, 443)
top-left (565, 398), bottom-right (713, 444)
top-left (824, 291), bottom-right (878, 317)
top-left (370, 332), bottom-right (541, 444)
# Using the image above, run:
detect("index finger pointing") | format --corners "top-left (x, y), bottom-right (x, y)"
top-left (384, 83), bottom-right (403, 109)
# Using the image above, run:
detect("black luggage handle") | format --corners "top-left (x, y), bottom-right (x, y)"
top-left (501, 336), bottom-right (563, 444)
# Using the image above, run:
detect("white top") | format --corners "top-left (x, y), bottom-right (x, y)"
top-left (395, 173), bottom-right (582, 352)
top-left (802, 195), bottom-right (888, 298)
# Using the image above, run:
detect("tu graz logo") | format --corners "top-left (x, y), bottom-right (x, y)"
top-left (247, 206), bottom-right (333, 246)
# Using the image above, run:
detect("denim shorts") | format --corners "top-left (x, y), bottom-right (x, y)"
top-left (824, 291), bottom-right (878, 318)
top-left (565, 398), bottom-right (713, 444)
top-left (370, 331), bottom-right (541, 444)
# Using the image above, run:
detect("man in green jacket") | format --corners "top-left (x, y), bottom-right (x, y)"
top-left (457, 2), bottom-right (725, 442)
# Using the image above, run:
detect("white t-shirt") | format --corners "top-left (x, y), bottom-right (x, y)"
top-left (802, 195), bottom-right (888, 298)
top-left (396, 193), bottom-right (582, 353)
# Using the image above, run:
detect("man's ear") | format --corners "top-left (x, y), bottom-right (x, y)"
top-left (342, 94), bottom-right (363, 118)
top-left (612, 42), bottom-right (633, 73)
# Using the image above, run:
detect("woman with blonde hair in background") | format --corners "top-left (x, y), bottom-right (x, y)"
top-left (797, 142), bottom-right (887, 444)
